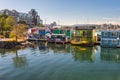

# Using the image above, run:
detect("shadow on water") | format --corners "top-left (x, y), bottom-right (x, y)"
top-left (101, 48), bottom-right (120, 63)
top-left (71, 46), bottom-right (98, 62)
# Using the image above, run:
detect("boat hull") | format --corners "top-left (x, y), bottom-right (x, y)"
top-left (71, 40), bottom-right (94, 47)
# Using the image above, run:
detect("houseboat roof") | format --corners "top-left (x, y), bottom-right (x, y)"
top-left (75, 27), bottom-right (94, 30)
top-left (101, 30), bottom-right (120, 32)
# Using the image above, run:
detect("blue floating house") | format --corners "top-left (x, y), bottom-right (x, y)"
top-left (101, 30), bottom-right (120, 48)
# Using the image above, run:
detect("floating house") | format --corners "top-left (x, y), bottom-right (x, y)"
top-left (53, 28), bottom-right (73, 39)
top-left (48, 34), bottom-right (68, 44)
top-left (51, 27), bottom-right (73, 43)
top-left (101, 30), bottom-right (120, 48)
top-left (27, 28), bottom-right (38, 39)
top-left (27, 27), bottom-right (50, 41)
top-left (71, 26), bottom-right (97, 46)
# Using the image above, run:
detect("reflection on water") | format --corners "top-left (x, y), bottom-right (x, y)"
top-left (0, 48), bottom-right (28, 68)
top-left (101, 48), bottom-right (120, 62)
top-left (0, 48), bottom-right (19, 57)
top-left (71, 46), bottom-right (96, 62)
top-left (12, 50), bottom-right (27, 67)
top-left (49, 43), bottom-right (71, 54)
top-left (0, 42), bottom-right (120, 80)
top-left (38, 42), bottom-right (49, 54)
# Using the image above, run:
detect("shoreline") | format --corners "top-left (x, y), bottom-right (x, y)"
top-left (0, 38), bottom-right (27, 49)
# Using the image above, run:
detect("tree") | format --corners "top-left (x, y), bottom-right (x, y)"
top-left (5, 16), bottom-right (16, 32)
top-left (0, 17), bottom-right (5, 34)
top-left (0, 14), bottom-right (8, 19)
top-left (18, 20), bottom-right (26, 24)
top-left (10, 24), bottom-right (28, 42)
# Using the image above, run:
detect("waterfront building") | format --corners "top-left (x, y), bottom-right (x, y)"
top-left (53, 28), bottom-right (73, 39)
top-left (101, 30), bottom-right (120, 48)
top-left (0, 9), bottom-right (43, 27)
top-left (27, 27), bottom-right (51, 41)
top-left (71, 26), bottom-right (97, 46)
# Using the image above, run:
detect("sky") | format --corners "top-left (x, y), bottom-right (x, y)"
top-left (0, 0), bottom-right (120, 25)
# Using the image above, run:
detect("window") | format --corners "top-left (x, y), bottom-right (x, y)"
top-left (111, 32), bottom-right (117, 37)
top-left (87, 31), bottom-right (92, 37)
top-left (67, 30), bottom-right (70, 33)
top-left (77, 31), bottom-right (80, 36)
top-left (104, 40), bottom-right (108, 44)
top-left (83, 31), bottom-right (85, 36)
top-left (83, 31), bottom-right (87, 37)
top-left (112, 40), bottom-right (118, 44)
top-left (103, 32), bottom-right (108, 36)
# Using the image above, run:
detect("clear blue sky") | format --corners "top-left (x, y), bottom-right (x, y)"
top-left (0, 0), bottom-right (120, 25)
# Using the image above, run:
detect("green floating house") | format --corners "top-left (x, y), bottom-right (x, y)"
top-left (53, 29), bottom-right (73, 39)
top-left (71, 26), bottom-right (97, 46)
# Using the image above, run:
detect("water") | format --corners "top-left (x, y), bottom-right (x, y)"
top-left (0, 42), bottom-right (120, 80)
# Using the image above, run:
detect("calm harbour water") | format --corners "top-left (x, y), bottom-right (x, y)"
top-left (0, 42), bottom-right (120, 80)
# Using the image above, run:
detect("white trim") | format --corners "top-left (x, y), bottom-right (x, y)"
top-left (101, 38), bottom-right (119, 40)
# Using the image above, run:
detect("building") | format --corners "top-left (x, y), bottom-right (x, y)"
top-left (53, 28), bottom-right (73, 39)
top-left (101, 30), bottom-right (120, 47)
top-left (0, 9), bottom-right (43, 27)
top-left (71, 26), bottom-right (97, 46)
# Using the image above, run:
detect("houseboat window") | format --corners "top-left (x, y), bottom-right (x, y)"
top-left (104, 40), bottom-right (108, 43)
top-left (83, 31), bottom-right (85, 36)
top-left (83, 31), bottom-right (87, 37)
top-left (67, 30), bottom-right (70, 32)
top-left (77, 31), bottom-right (80, 35)
top-left (80, 31), bottom-right (82, 36)
top-left (103, 32), bottom-right (108, 36)
top-left (112, 40), bottom-right (117, 44)
top-left (111, 32), bottom-right (117, 37)
top-left (87, 31), bottom-right (92, 37)
top-left (88, 38), bottom-right (92, 42)
top-left (60, 30), bottom-right (62, 34)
